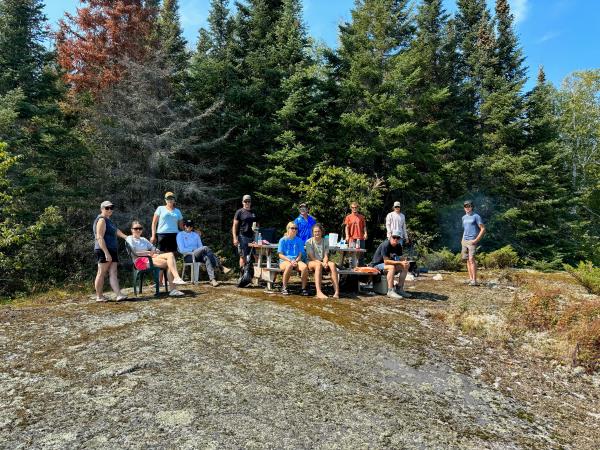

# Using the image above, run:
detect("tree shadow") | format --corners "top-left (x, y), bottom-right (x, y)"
top-left (408, 291), bottom-right (449, 302)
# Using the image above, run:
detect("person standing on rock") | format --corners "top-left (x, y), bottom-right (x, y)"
top-left (461, 200), bottom-right (485, 286)
top-left (150, 191), bottom-right (184, 253)
top-left (232, 194), bottom-right (258, 269)
top-left (370, 230), bottom-right (411, 299)
top-left (93, 200), bottom-right (128, 302)
top-left (385, 201), bottom-right (409, 246)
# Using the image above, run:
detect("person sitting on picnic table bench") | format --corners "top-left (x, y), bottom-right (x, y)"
top-left (278, 221), bottom-right (309, 296)
top-left (306, 223), bottom-right (340, 299)
top-left (176, 219), bottom-right (229, 287)
top-left (126, 220), bottom-right (187, 297)
top-left (370, 229), bottom-right (412, 299)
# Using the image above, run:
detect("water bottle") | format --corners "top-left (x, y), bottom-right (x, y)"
top-left (355, 239), bottom-right (360, 249)
top-left (257, 232), bottom-right (262, 244)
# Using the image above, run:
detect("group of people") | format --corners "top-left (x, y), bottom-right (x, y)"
top-left (94, 191), bottom-right (485, 302)
top-left (93, 192), bottom-right (227, 302)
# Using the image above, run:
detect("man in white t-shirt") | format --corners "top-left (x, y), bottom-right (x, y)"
top-left (385, 201), bottom-right (409, 246)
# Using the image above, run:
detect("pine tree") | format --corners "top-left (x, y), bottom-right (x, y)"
top-left (0, 0), bottom-right (48, 99)
top-left (156, 0), bottom-right (188, 71)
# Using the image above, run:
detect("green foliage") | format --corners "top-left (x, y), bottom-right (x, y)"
top-left (295, 165), bottom-right (384, 233)
top-left (420, 248), bottom-right (462, 271)
top-left (565, 261), bottom-right (600, 295)
top-left (478, 245), bottom-right (519, 269)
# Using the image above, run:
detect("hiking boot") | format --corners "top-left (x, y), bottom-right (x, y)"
top-left (387, 289), bottom-right (403, 299)
top-left (210, 279), bottom-right (220, 287)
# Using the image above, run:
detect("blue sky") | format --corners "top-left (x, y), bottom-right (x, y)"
top-left (45, 0), bottom-right (599, 90)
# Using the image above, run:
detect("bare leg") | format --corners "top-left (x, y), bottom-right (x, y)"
top-left (397, 264), bottom-right (408, 289)
top-left (152, 257), bottom-right (175, 289)
top-left (280, 262), bottom-right (293, 290)
top-left (469, 258), bottom-right (477, 282)
top-left (108, 262), bottom-right (121, 295)
top-left (95, 263), bottom-right (110, 297)
top-left (309, 261), bottom-right (326, 298)
top-left (298, 262), bottom-right (309, 290)
top-left (385, 265), bottom-right (395, 289)
top-left (328, 262), bottom-right (340, 298)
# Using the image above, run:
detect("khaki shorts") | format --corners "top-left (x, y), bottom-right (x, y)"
top-left (461, 240), bottom-right (477, 260)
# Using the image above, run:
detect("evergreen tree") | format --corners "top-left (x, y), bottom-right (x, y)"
top-left (0, 0), bottom-right (48, 99)
top-left (156, 0), bottom-right (188, 71)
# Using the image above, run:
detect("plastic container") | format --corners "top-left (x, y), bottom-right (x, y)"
top-left (328, 233), bottom-right (338, 247)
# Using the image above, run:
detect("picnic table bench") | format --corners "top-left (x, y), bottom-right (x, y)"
top-left (250, 242), bottom-right (368, 292)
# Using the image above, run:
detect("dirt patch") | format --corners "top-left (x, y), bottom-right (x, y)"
top-left (1, 273), bottom-right (599, 448)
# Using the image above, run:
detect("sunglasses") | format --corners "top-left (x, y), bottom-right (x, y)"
top-left (394, 206), bottom-right (400, 209)
top-left (243, 200), bottom-right (251, 203)
top-left (391, 236), bottom-right (401, 240)
top-left (132, 227), bottom-right (143, 231)
top-left (289, 227), bottom-right (298, 230)
top-left (104, 206), bottom-right (114, 210)
top-left (464, 205), bottom-right (473, 208)
top-left (165, 197), bottom-right (176, 201)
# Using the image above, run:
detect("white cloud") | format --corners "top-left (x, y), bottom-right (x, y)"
top-left (536, 31), bottom-right (561, 44)
top-left (509, 0), bottom-right (529, 24)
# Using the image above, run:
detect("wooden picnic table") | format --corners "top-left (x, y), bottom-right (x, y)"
top-left (249, 242), bottom-right (367, 292)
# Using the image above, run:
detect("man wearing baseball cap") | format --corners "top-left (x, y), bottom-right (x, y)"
top-left (370, 229), bottom-right (411, 299)
top-left (461, 200), bottom-right (485, 286)
top-left (385, 201), bottom-right (409, 245)
top-left (232, 195), bottom-right (258, 268)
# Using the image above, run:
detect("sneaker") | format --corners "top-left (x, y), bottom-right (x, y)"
top-left (281, 287), bottom-right (289, 295)
top-left (301, 289), bottom-right (310, 296)
top-left (116, 294), bottom-right (128, 301)
top-left (222, 266), bottom-right (232, 275)
top-left (169, 289), bottom-right (184, 296)
top-left (172, 278), bottom-right (188, 285)
top-left (468, 281), bottom-right (480, 286)
top-left (96, 296), bottom-right (108, 303)
top-left (387, 289), bottom-right (403, 299)
top-left (210, 279), bottom-right (220, 287)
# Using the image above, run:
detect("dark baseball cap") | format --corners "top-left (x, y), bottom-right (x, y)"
top-left (183, 219), bottom-right (194, 227)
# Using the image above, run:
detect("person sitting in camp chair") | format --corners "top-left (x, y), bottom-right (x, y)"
top-left (176, 219), bottom-right (229, 287)
top-left (126, 220), bottom-right (187, 297)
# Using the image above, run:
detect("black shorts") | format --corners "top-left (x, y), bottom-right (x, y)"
top-left (95, 248), bottom-right (119, 264)
top-left (237, 235), bottom-right (254, 259)
top-left (157, 233), bottom-right (178, 253)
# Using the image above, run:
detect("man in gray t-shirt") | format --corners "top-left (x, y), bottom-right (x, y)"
top-left (461, 200), bottom-right (485, 286)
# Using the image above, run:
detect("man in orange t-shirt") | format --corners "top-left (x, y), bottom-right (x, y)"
top-left (344, 201), bottom-right (367, 249)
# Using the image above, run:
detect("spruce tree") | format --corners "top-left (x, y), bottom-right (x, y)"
top-left (156, 0), bottom-right (188, 72)
top-left (0, 0), bottom-right (48, 99)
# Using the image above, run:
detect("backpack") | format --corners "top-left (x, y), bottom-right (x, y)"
top-left (238, 255), bottom-right (254, 287)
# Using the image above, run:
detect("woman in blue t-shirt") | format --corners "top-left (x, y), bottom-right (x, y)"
top-left (151, 191), bottom-right (183, 253)
top-left (278, 222), bottom-right (309, 296)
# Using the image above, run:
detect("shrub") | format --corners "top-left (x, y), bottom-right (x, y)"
top-left (558, 300), bottom-right (600, 372)
top-left (420, 248), bottom-right (462, 271)
top-left (481, 245), bottom-right (519, 269)
top-left (564, 261), bottom-right (600, 295)
top-left (509, 286), bottom-right (562, 331)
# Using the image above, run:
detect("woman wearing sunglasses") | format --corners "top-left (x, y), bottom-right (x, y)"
top-left (93, 200), bottom-right (128, 302)
top-left (278, 222), bottom-right (309, 295)
top-left (126, 220), bottom-right (187, 296)
top-left (150, 191), bottom-right (184, 253)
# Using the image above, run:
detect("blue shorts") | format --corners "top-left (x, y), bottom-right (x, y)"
top-left (375, 263), bottom-right (385, 271)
